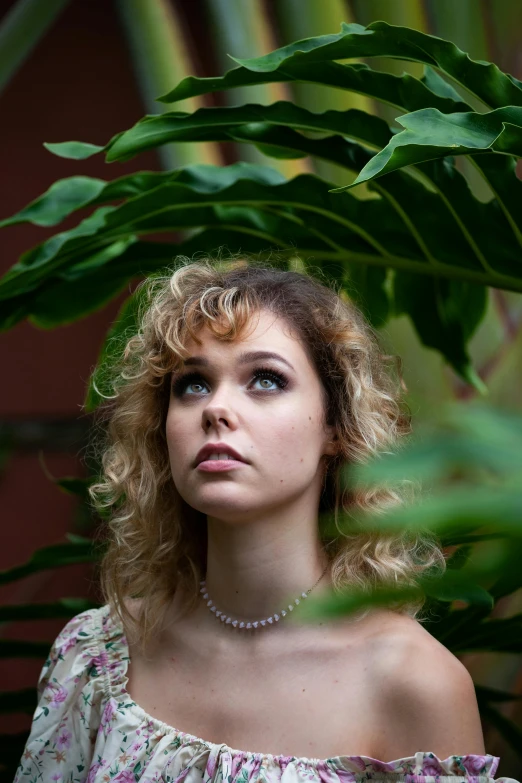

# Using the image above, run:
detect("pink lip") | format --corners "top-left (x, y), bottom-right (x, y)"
top-left (197, 459), bottom-right (246, 473)
top-left (194, 442), bottom-right (247, 467)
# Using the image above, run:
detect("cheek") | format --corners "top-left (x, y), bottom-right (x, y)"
top-left (259, 401), bottom-right (325, 467)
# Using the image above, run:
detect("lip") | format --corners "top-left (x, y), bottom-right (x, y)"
top-left (197, 459), bottom-right (246, 473)
top-left (194, 442), bottom-right (247, 468)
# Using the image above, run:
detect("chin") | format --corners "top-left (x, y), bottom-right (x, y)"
top-left (182, 487), bottom-right (261, 521)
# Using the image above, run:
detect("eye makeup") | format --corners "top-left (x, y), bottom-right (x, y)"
top-left (171, 366), bottom-right (289, 398)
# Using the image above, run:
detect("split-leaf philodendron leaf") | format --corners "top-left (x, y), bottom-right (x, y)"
top-left (2, 20), bottom-right (522, 392)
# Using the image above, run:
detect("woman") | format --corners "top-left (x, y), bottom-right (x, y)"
top-left (14, 259), bottom-right (512, 783)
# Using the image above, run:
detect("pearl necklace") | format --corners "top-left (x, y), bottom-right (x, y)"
top-left (199, 565), bottom-right (329, 630)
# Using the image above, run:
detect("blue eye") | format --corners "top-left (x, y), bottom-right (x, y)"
top-left (172, 373), bottom-right (209, 396)
top-left (251, 369), bottom-right (287, 390)
top-left (186, 382), bottom-right (208, 394)
top-left (171, 366), bottom-right (288, 398)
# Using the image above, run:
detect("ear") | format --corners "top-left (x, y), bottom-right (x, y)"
top-left (323, 424), bottom-right (339, 457)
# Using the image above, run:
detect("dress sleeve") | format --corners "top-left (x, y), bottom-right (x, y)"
top-left (13, 608), bottom-right (106, 783)
top-left (349, 752), bottom-right (520, 783)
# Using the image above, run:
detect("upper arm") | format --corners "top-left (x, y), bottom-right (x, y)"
top-left (371, 630), bottom-right (486, 761)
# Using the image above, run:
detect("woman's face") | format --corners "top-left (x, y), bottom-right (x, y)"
top-left (166, 309), bottom-right (337, 523)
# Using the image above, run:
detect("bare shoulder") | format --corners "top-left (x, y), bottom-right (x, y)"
top-left (357, 609), bottom-right (486, 759)
top-left (362, 608), bottom-right (463, 673)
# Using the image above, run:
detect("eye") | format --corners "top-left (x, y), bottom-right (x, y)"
top-left (171, 372), bottom-right (209, 397)
top-left (171, 366), bottom-right (289, 398)
top-left (251, 367), bottom-right (288, 391)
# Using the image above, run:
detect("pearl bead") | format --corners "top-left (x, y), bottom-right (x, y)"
top-left (200, 566), bottom-right (328, 631)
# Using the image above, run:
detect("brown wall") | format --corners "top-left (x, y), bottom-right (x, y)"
top-left (0, 0), bottom-right (162, 734)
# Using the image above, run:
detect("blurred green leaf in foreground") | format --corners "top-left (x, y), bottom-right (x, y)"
top-left (303, 403), bottom-right (522, 627)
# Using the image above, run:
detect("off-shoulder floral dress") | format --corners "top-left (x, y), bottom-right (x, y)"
top-left (13, 605), bottom-right (520, 783)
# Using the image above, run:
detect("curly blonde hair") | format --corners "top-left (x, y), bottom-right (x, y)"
top-left (88, 256), bottom-right (446, 654)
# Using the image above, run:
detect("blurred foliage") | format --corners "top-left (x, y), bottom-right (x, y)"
top-left (2, 0), bottom-right (522, 778)
top-left (304, 402), bottom-right (522, 756)
top-left (3, 23), bottom-right (522, 394)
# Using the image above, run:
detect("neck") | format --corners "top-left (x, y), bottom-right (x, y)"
top-left (200, 506), bottom-right (332, 624)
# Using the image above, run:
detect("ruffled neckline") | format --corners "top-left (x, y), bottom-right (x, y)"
top-left (93, 604), bottom-right (501, 776)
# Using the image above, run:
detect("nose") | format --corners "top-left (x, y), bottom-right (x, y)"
top-left (201, 389), bottom-right (240, 433)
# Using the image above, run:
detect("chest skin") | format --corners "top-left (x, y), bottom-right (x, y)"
top-left (125, 604), bottom-right (419, 760)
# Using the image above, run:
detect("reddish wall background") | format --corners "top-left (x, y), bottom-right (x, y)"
top-left (0, 0), bottom-right (166, 735)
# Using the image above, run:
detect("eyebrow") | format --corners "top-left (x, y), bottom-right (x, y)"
top-left (181, 350), bottom-right (296, 372)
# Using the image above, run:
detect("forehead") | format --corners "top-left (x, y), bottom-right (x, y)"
top-left (182, 309), bottom-right (310, 365)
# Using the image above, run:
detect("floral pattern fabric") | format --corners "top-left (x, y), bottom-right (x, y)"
top-left (13, 605), bottom-right (520, 783)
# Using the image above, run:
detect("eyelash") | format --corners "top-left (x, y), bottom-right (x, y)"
top-left (171, 366), bottom-right (289, 397)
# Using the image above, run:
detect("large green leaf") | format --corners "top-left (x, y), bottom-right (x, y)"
top-left (7, 169), bottom-right (522, 296)
top-left (393, 272), bottom-right (488, 389)
top-left (227, 21), bottom-right (522, 110)
top-left (0, 537), bottom-right (97, 585)
top-left (300, 567), bottom-right (493, 624)
top-left (139, 60), bottom-right (472, 118)
top-left (149, 25), bottom-right (522, 283)
top-left (103, 103), bottom-right (391, 162)
top-left (2, 163), bottom-right (521, 384)
top-left (0, 176), bottom-right (107, 228)
top-left (328, 485), bottom-right (522, 540)
top-left (0, 171), bottom-right (177, 228)
top-left (0, 206), bottom-right (118, 300)
top-left (336, 106), bottom-right (522, 190)
top-left (160, 21), bottom-right (522, 111)
top-left (352, 403), bottom-right (522, 486)
top-left (0, 598), bottom-right (94, 622)
top-left (0, 165), bottom-right (285, 232)
top-left (0, 164), bottom-right (287, 300)
top-left (3, 20), bottom-right (522, 386)
top-left (70, 109), bottom-right (522, 283)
